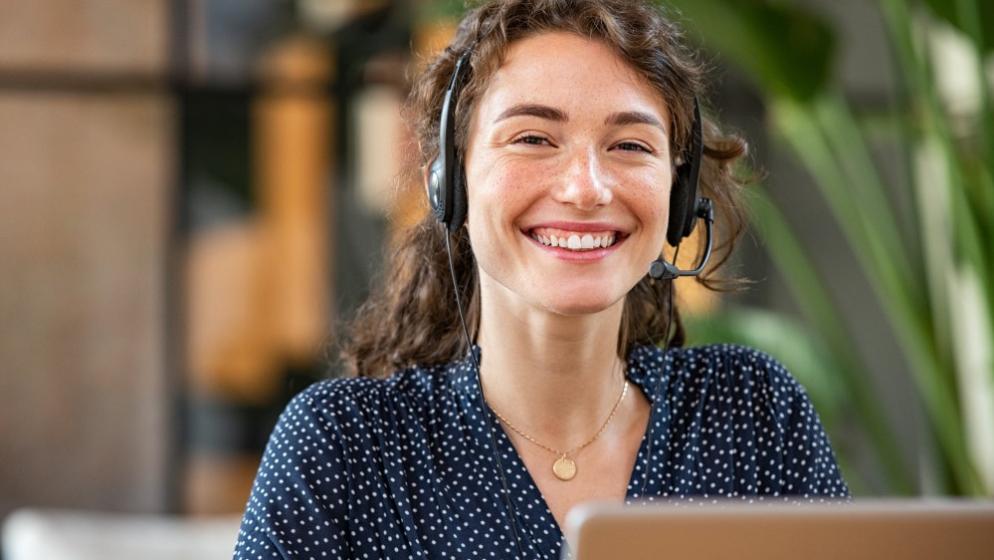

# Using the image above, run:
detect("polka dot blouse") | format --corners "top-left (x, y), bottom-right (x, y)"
top-left (233, 343), bottom-right (849, 559)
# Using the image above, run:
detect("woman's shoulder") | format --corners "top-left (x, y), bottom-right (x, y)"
top-left (283, 362), bottom-right (457, 427)
top-left (630, 342), bottom-right (813, 421)
top-left (645, 343), bottom-right (848, 497)
top-left (660, 342), bottom-right (804, 394)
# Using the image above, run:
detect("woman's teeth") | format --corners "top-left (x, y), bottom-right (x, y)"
top-left (529, 230), bottom-right (617, 251)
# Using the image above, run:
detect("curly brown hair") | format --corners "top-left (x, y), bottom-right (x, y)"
top-left (339, 0), bottom-right (749, 378)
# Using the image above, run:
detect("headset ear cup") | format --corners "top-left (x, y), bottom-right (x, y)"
top-left (448, 165), bottom-right (468, 232)
top-left (427, 156), bottom-right (448, 225)
top-left (667, 98), bottom-right (704, 247)
top-left (666, 173), bottom-right (692, 247)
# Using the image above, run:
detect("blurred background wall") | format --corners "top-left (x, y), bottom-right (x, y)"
top-left (0, 0), bottom-right (427, 524)
top-left (0, 1), bottom-right (991, 550)
top-left (0, 0), bottom-right (175, 517)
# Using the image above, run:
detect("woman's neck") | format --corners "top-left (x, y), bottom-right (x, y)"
top-left (475, 281), bottom-right (628, 448)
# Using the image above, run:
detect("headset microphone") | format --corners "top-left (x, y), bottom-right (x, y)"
top-left (647, 97), bottom-right (713, 281)
top-left (648, 197), bottom-right (714, 280)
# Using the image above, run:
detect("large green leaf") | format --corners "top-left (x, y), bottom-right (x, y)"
top-left (662, 0), bottom-right (835, 101)
top-left (922, 0), bottom-right (994, 52)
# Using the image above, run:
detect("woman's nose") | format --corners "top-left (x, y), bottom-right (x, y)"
top-left (552, 148), bottom-right (613, 210)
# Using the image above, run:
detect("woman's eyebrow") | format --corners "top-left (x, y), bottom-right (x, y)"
top-left (494, 103), bottom-right (568, 123)
top-left (493, 103), bottom-right (666, 133)
top-left (606, 110), bottom-right (667, 134)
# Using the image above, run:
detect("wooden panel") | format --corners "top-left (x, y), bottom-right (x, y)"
top-left (186, 222), bottom-right (282, 402)
top-left (253, 36), bottom-right (333, 365)
top-left (0, 92), bottom-right (174, 516)
top-left (185, 37), bottom-right (333, 402)
top-left (0, 0), bottom-right (169, 74)
top-left (254, 88), bottom-right (333, 364)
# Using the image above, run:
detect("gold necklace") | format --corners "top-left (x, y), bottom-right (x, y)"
top-left (485, 365), bottom-right (629, 482)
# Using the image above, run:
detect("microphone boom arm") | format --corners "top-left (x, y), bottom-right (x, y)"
top-left (649, 197), bottom-right (714, 280)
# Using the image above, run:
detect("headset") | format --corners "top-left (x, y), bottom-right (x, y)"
top-left (425, 46), bottom-right (715, 559)
top-left (427, 49), bottom-right (714, 279)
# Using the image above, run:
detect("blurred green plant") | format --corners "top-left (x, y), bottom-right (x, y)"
top-left (668, 0), bottom-right (993, 496)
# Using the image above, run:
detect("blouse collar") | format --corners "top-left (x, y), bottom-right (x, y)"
top-left (449, 343), bottom-right (669, 405)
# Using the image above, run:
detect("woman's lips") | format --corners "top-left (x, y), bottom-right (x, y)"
top-left (530, 227), bottom-right (617, 249)
top-left (522, 229), bottom-right (627, 261)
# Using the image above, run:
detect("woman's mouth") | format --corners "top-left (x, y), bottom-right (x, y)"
top-left (522, 226), bottom-right (629, 260)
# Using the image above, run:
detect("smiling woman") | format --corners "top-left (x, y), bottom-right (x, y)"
top-left (233, 1), bottom-right (849, 559)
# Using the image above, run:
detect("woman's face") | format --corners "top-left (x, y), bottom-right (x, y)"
top-left (463, 31), bottom-right (673, 317)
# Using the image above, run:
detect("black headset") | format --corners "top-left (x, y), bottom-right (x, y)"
top-left (425, 48), bottom-right (714, 280)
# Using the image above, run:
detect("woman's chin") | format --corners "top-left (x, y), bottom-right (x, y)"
top-left (535, 291), bottom-right (622, 317)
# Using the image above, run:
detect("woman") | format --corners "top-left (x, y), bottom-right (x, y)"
top-left (234, 1), bottom-right (849, 558)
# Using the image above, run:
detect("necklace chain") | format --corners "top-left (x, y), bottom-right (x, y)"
top-left (485, 364), bottom-right (629, 463)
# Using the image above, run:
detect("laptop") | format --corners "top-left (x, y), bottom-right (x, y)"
top-left (562, 499), bottom-right (994, 560)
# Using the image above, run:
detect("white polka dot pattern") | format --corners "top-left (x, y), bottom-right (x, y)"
top-left (233, 343), bottom-right (849, 559)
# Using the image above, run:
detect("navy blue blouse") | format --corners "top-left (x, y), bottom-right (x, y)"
top-left (233, 343), bottom-right (849, 559)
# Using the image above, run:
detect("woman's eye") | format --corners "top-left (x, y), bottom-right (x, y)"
top-left (511, 136), bottom-right (650, 153)
top-left (513, 135), bottom-right (550, 146)
top-left (616, 141), bottom-right (651, 153)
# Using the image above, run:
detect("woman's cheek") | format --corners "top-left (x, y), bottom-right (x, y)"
top-left (476, 162), bottom-right (548, 217)
top-left (625, 168), bottom-right (671, 217)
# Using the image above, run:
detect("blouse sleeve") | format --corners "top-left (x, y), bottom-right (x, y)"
top-left (757, 348), bottom-right (850, 498)
top-left (233, 381), bottom-right (351, 559)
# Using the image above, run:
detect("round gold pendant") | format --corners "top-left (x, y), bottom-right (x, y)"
top-left (552, 455), bottom-right (577, 481)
